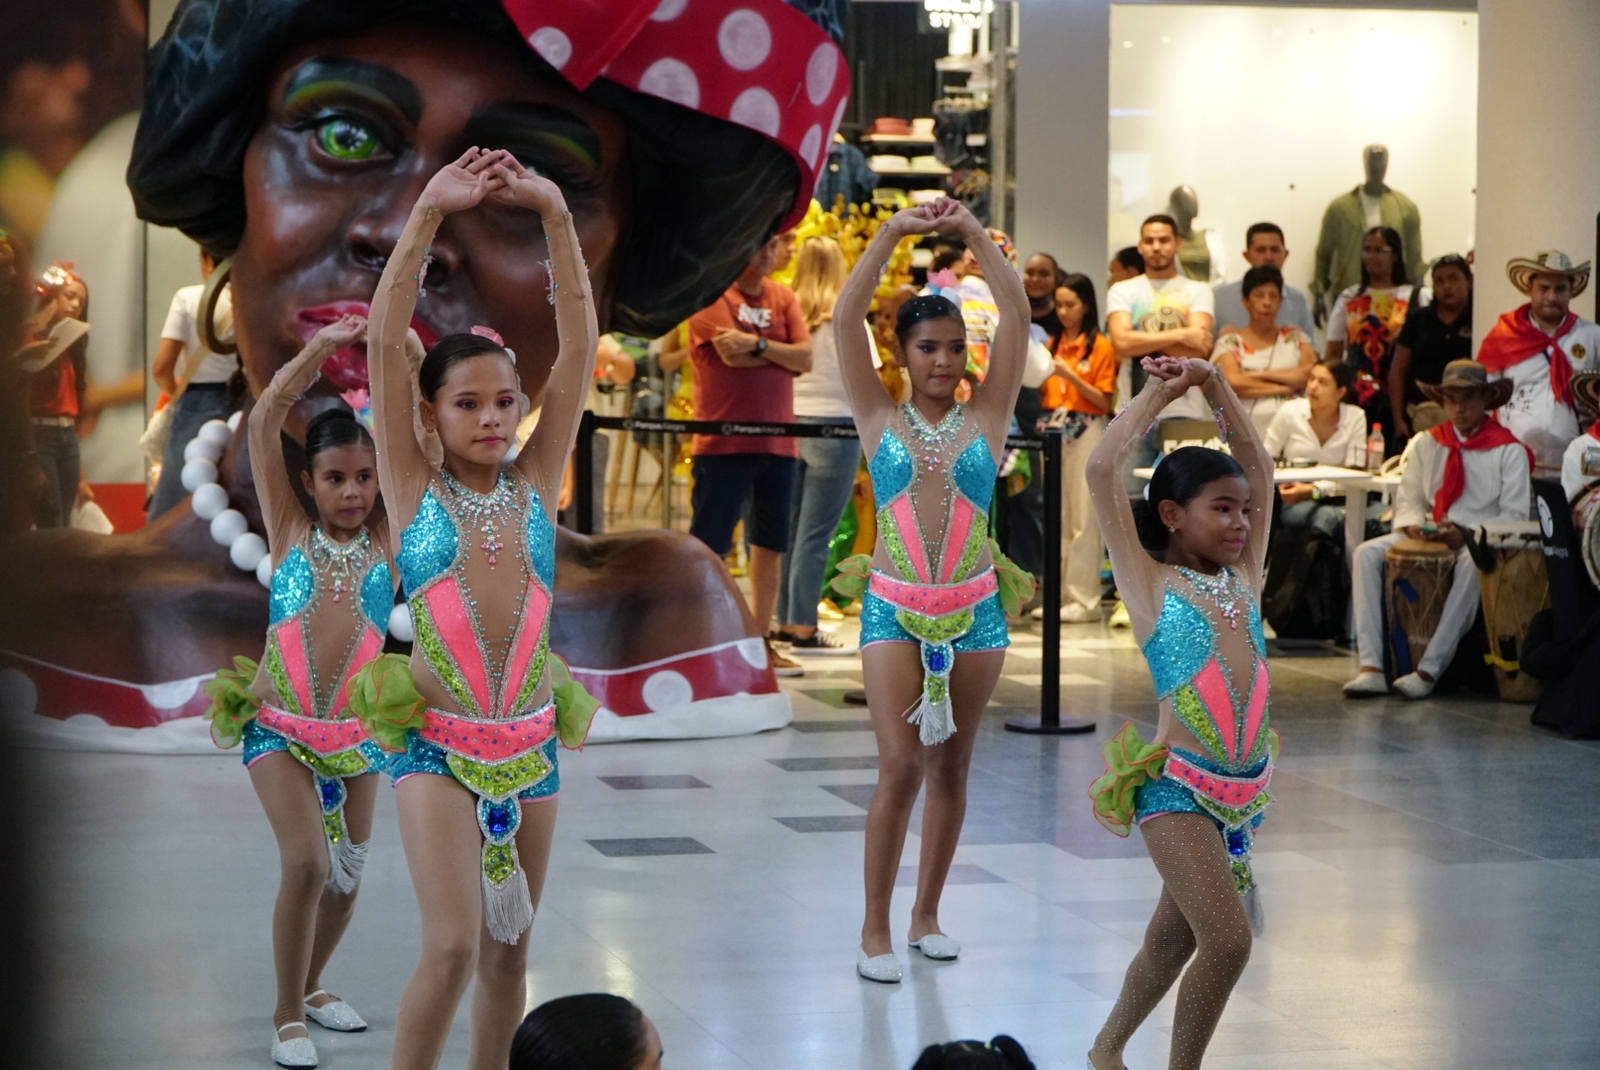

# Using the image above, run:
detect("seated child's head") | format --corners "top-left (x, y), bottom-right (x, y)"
top-left (1132, 446), bottom-right (1251, 568)
top-left (1422, 360), bottom-right (1511, 436)
top-left (509, 993), bottom-right (659, 1070)
top-left (911, 1035), bottom-right (1037, 1070)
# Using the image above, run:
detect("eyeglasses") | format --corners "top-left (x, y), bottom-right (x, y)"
top-left (1361, 246), bottom-right (1394, 255)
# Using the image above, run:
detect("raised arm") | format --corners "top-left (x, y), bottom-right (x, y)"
top-left (480, 158), bottom-right (600, 503)
top-left (835, 210), bottom-right (924, 450)
top-left (1198, 358), bottom-right (1274, 587)
top-left (248, 317), bottom-right (364, 559)
top-left (958, 208), bottom-right (1031, 447)
top-left (1085, 360), bottom-right (1191, 627)
top-left (369, 148), bottom-right (504, 538)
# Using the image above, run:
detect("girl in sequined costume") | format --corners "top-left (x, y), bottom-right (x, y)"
top-left (833, 200), bottom-right (1033, 983)
top-left (201, 314), bottom-right (394, 1068)
top-left (361, 149), bottom-right (598, 1070)
top-left (1083, 356), bottom-right (1277, 1070)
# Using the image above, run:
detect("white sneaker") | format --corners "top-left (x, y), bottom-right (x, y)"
top-left (1342, 670), bottom-right (1390, 697)
top-left (1061, 604), bottom-right (1101, 624)
top-left (1393, 673), bottom-right (1435, 700)
top-left (304, 990), bottom-right (366, 1032)
top-left (908, 933), bottom-right (960, 960)
top-left (856, 947), bottom-right (902, 983)
top-left (271, 1023), bottom-right (317, 1068)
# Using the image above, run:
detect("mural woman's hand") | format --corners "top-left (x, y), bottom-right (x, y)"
top-left (485, 151), bottom-right (569, 221)
top-left (417, 147), bottom-right (503, 216)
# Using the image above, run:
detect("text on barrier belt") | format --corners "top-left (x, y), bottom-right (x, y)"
top-left (585, 414), bottom-right (1046, 451)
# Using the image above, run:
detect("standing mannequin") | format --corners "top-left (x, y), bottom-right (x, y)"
top-left (1311, 145), bottom-right (1423, 325)
top-left (1166, 186), bottom-right (1224, 284)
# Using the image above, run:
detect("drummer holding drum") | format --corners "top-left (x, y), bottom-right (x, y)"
top-left (1343, 360), bottom-right (1533, 700)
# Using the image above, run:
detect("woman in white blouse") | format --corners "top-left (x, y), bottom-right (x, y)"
top-left (1264, 359), bottom-right (1371, 535)
top-left (1211, 264), bottom-right (1317, 436)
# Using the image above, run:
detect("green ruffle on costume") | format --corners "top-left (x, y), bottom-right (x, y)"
top-left (346, 653), bottom-right (428, 752)
top-left (202, 656), bottom-right (263, 749)
top-left (548, 654), bottom-right (599, 750)
top-left (987, 538), bottom-right (1035, 618)
top-left (1087, 722), bottom-right (1169, 837)
top-left (829, 552), bottom-right (873, 601)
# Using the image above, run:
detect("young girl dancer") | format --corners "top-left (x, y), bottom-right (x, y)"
top-left (203, 314), bottom-right (392, 1068)
top-left (357, 149), bottom-right (597, 1070)
top-left (1084, 356), bottom-right (1277, 1070)
top-left (833, 199), bottom-right (1032, 983)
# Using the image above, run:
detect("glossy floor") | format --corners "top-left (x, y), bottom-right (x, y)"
top-left (26, 621), bottom-right (1600, 1069)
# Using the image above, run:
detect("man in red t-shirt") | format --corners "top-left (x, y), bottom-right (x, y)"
top-left (687, 234), bottom-right (813, 671)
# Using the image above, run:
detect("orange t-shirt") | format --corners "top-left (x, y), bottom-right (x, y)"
top-left (1042, 331), bottom-right (1115, 415)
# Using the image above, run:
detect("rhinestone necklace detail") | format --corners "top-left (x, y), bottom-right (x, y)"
top-left (309, 526), bottom-right (372, 605)
top-left (904, 401), bottom-right (966, 473)
top-left (900, 402), bottom-right (970, 579)
top-left (304, 526), bottom-right (376, 717)
top-left (1173, 565), bottom-right (1244, 631)
top-left (439, 468), bottom-right (519, 568)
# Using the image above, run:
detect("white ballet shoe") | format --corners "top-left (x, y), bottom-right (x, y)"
top-left (908, 933), bottom-right (960, 960)
top-left (1393, 672), bottom-right (1435, 700)
top-left (271, 1023), bottom-right (317, 1068)
top-left (856, 946), bottom-right (903, 983)
top-left (1342, 670), bottom-right (1390, 697)
top-left (304, 990), bottom-right (367, 1032)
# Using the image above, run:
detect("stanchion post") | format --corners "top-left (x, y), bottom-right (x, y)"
top-left (1007, 425), bottom-right (1095, 736)
top-left (662, 432), bottom-right (676, 529)
top-left (575, 409), bottom-right (595, 535)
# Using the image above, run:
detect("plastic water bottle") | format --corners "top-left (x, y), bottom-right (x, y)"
top-left (1366, 424), bottom-right (1385, 473)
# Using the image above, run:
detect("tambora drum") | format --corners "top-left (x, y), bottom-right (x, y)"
top-left (1573, 487), bottom-right (1600, 592)
top-left (1476, 520), bottom-right (1548, 703)
top-left (1384, 539), bottom-right (1456, 679)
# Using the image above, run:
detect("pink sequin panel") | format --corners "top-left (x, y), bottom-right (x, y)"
top-left (272, 619), bottom-right (312, 717)
top-left (938, 496), bottom-right (977, 584)
top-left (329, 629), bottom-right (384, 720)
top-left (421, 704), bottom-right (556, 763)
top-left (422, 577), bottom-right (493, 716)
top-left (1191, 661), bottom-right (1237, 762)
top-left (1163, 751), bottom-right (1272, 809)
top-left (868, 568), bottom-right (998, 617)
top-left (1241, 659), bottom-right (1270, 761)
top-left (501, 583), bottom-right (551, 716)
top-left (258, 707), bottom-right (372, 756)
top-left (887, 496), bottom-right (932, 583)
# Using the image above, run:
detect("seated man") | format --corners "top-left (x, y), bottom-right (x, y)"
top-left (1344, 360), bottom-right (1532, 700)
top-left (1561, 371), bottom-right (1600, 500)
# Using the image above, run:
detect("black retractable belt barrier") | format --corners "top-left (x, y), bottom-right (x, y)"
top-left (572, 413), bottom-right (1091, 735)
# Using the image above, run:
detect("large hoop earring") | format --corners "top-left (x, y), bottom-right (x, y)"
top-left (199, 256), bottom-right (237, 356)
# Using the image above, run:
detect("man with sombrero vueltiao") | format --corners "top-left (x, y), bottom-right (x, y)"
top-left (1477, 250), bottom-right (1600, 473)
top-left (1343, 360), bottom-right (1533, 701)
top-left (1561, 371), bottom-right (1600, 499)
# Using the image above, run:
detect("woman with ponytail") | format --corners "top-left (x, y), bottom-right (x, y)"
top-left (1083, 355), bottom-right (1278, 1070)
top-left (200, 313), bottom-right (394, 1068)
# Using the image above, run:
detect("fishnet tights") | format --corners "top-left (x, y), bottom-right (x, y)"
top-left (1091, 813), bottom-right (1253, 1070)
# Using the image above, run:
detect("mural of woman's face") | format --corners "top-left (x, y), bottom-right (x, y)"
top-left (231, 23), bottom-right (628, 406)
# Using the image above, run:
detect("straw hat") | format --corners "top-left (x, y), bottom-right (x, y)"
top-left (1506, 250), bottom-right (1590, 298)
top-left (1573, 371), bottom-right (1600, 422)
top-left (1418, 359), bottom-right (1515, 409)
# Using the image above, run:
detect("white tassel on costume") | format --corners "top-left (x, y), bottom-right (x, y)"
top-left (482, 865), bottom-right (535, 944)
top-left (1242, 883), bottom-right (1264, 937)
top-left (326, 835), bottom-right (368, 895)
top-left (904, 693), bottom-right (956, 746)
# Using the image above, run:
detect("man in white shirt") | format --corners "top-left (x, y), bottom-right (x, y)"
top-left (1106, 215), bottom-right (1215, 487)
top-left (1561, 372), bottom-right (1600, 499)
top-left (1344, 361), bottom-right (1531, 700)
top-left (1477, 250), bottom-right (1600, 475)
top-left (148, 248), bottom-right (239, 518)
top-left (1211, 223), bottom-right (1317, 340)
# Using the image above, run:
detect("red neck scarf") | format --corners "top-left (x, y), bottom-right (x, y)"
top-left (1429, 420), bottom-right (1530, 522)
top-left (1477, 303), bottom-right (1579, 405)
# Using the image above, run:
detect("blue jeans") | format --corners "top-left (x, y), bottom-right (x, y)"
top-left (150, 384), bottom-right (238, 519)
top-left (777, 419), bottom-right (861, 628)
top-left (32, 422), bottom-right (79, 528)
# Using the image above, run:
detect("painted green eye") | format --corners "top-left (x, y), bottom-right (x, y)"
top-left (317, 118), bottom-right (380, 161)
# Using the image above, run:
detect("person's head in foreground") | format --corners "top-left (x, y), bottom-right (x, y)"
top-left (1418, 360), bottom-right (1513, 438)
top-left (911, 1034), bottom-right (1037, 1070)
top-left (510, 993), bottom-right (661, 1070)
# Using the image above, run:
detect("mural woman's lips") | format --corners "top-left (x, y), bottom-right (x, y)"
top-left (295, 301), bottom-right (442, 391)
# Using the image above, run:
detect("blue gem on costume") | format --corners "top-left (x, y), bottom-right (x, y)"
top-left (396, 491), bottom-right (457, 597)
top-left (486, 805), bottom-right (512, 837)
top-left (318, 776), bottom-right (345, 812)
top-left (1227, 829), bottom-right (1248, 856)
top-left (361, 560), bottom-right (393, 630)
top-left (927, 647), bottom-right (948, 673)
top-left (269, 547), bottom-right (314, 624)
